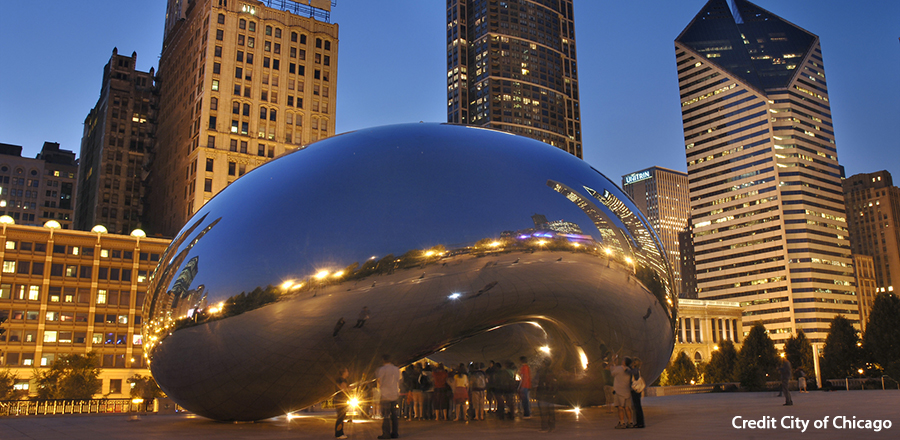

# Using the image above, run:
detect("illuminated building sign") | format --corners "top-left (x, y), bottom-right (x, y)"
top-left (624, 171), bottom-right (652, 185)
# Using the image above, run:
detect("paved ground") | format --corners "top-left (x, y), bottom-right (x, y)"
top-left (2, 390), bottom-right (897, 439)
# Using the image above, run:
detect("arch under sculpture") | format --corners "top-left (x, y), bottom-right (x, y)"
top-left (144, 123), bottom-right (676, 421)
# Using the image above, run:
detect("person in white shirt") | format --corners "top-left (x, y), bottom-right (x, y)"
top-left (376, 354), bottom-right (401, 439)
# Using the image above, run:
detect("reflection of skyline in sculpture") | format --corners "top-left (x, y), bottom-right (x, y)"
top-left (169, 256), bottom-right (198, 312)
top-left (585, 185), bottom-right (673, 299)
top-left (143, 123), bottom-right (675, 421)
top-left (547, 180), bottom-right (628, 256)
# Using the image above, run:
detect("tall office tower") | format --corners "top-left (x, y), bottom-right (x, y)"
top-left (622, 166), bottom-right (690, 297)
top-left (852, 255), bottom-right (877, 332)
top-left (150, 0), bottom-right (338, 236)
top-left (676, 0), bottom-right (856, 344)
top-left (76, 49), bottom-right (158, 235)
top-left (678, 227), bottom-right (698, 298)
top-left (843, 171), bottom-right (900, 294)
top-left (0, 143), bottom-right (78, 229)
top-left (446, 0), bottom-right (582, 158)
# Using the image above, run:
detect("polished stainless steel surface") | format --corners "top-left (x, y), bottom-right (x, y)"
top-left (144, 123), bottom-right (676, 421)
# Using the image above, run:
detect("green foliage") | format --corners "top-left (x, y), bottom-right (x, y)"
top-left (821, 315), bottom-right (862, 379)
top-left (784, 329), bottom-right (815, 380)
top-left (661, 351), bottom-right (698, 385)
top-left (34, 352), bottom-right (102, 400)
top-left (736, 324), bottom-right (778, 391)
top-left (704, 340), bottom-right (738, 383)
top-left (1, 369), bottom-right (25, 400)
top-left (634, 265), bottom-right (666, 305)
top-left (223, 285), bottom-right (279, 317)
top-left (863, 292), bottom-right (900, 379)
top-left (127, 374), bottom-right (165, 400)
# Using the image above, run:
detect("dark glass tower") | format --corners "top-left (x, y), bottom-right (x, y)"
top-left (676, 0), bottom-right (855, 344)
top-left (447, 0), bottom-right (582, 158)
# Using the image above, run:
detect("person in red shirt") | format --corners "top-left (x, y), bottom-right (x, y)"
top-left (517, 356), bottom-right (532, 418)
top-left (432, 363), bottom-right (449, 420)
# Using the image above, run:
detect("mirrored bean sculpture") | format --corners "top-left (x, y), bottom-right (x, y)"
top-left (144, 123), bottom-right (676, 421)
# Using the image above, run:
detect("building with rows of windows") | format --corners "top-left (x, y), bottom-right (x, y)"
top-left (148, 0), bottom-right (339, 236)
top-left (0, 142), bottom-right (78, 230)
top-left (676, 0), bottom-right (856, 344)
top-left (76, 48), bottom-right (158, 236)
top-left (447, 0), bottom-right (582, 158)
top-left (0, 221), bottom-right (169, 397)
top-left (622, 166), bottom-right (690, 298)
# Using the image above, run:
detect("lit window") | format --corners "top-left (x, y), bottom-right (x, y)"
top-left (2, 261), bottom-right (15, 273)
top-left (97, 289), bottom-right (107, 305)
top-left (43, 330), bottom-right (58, 343)
top-left (5, 241), bottom-right (15, 249)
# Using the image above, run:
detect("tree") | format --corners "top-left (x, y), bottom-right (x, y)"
top-left (127, 374), bottom-right (165, 400)
top-left (862, 292), bottom-right (900, 379)
top-left (704, 340), bottom-right (738, 383)
top-left (34, 352), bottom-right (102, 400)
top-left (784, 329), bottom-right (815, 381)
top-left (736, 323), bottom-right (778, 391)
top-left (1, 369), bottom-right (25, 400)
top-left (661, 351), bottom-right (698, 385)
top-left (821, 315), bottom-right (862, 379)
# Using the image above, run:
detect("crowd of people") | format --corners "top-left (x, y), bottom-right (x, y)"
top-left (378, 357), bottom-right (535, 424)
top-left (335, 355), bottom-right (561, 438)
top-left (334, 353), bottom-right (650, 438)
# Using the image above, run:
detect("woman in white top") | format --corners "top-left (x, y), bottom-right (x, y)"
top-left (452, 364), bottom-right (469, 421)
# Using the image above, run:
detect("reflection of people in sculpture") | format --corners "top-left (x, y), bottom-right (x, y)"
top-left (375, 354), bottom-right (401, 439)
top-left (333, 317), bottom-right (345, 337)
top-left (779, 358), bottom-right (793, 406)
top-left (353, 306), bottom-right (370, 328)
top-left (334, 368), bottom-right (351, 439)
top-left (536, 358), bottom-right (557, 432)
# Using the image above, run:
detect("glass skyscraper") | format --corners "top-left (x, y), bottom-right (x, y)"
top-left (447, 0), bottom-right (582, 158)
top-left (676, 0), bottom-right (856, 344)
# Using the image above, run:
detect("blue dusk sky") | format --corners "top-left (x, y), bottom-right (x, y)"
top-left (0, 0), bottom-right (897, 185)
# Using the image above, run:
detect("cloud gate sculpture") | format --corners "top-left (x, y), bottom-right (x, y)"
top-left (144, 123), bottom-right (676, 421)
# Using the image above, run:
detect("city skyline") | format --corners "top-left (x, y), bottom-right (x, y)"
top-left (1, 0), bottom-right (897, 186)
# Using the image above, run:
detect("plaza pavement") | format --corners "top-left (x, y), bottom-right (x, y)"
top-left (1, 390), bottom-right (897, 439)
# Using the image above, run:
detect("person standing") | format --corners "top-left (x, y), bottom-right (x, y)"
top-left (432, 363), bottom-right (449, 420)
top-left (628, 358), bottom-right (645, 429)
top-left (334, 368), bottom-right (351, 439)
top-left (517, 356), bottom-right (532, 419)
top-left (421, 363), bottom-right (435, 420)
top-left (409, 363), bottom-right (424, 420)
top-left (353, 306), bottom-right (370, 328)
top-left (536, 358), bottom-right (557, 432)
top-left (502, 361), bottom-right (518, 420)
top-left (469, 363), bottom-right (487, 421)
top-left (451, 364), bottom-right (469, 421)
top-left (797, 368), bottom-right (808, 393)
top-left (608, 355), bottom-right (633, 429)
top-left (779, 358), bottom-right (793, 406)
top-left (376, 355), bottom-right (401, 439)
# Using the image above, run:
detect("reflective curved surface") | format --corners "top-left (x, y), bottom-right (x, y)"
top-left (144, 123), bottom-right (676, 421)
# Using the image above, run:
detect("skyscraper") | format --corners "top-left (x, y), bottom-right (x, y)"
top-left (676, 0), bottom-right (856, 344)
top-left (149, 0), bottom-right (338, 236)
top-left (446, 0), bottom-right (582, 158)
top-left (843, 171), bottom-right (900, 295)
top-left (622, 166), bottom-right (690, 297)
top-left (76, 49), bottom-right (158, 235)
